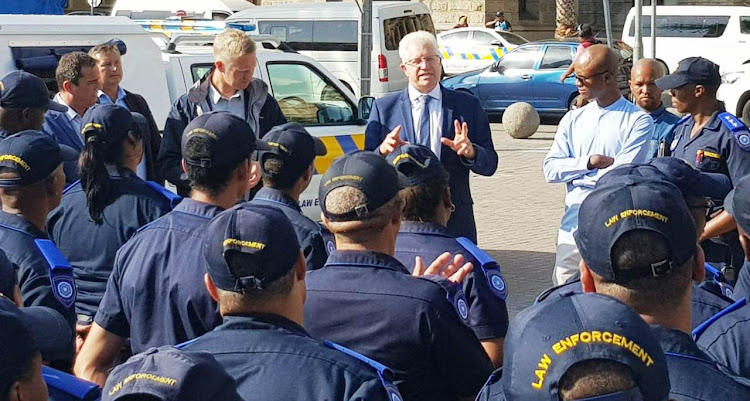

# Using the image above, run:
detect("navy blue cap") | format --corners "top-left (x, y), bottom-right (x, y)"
top-left (0, 130), bottom-right (78, 188)
top-left (320, 151), bottom-right (405, 221)
top-left (386, 144), bottom-right (448, 187)
top-left (655, 57), bottom-right (721, 90)
top-left (724, 175), bottom-right (750, 235)
top-left (260, 122), bottom-right (327, 179)
top-left (204, 203), bottom-right (300, 292)
top-left (0, 70), bottom-right (67, 112)
top-left (0, 296), bottom-right (72, 366)
top-left (0, 249), bottom-right (15, 300)
top-left (0, 308), bottom-right (39, 393)
top-left (575, 176), bottom-right (697, 281)
top-left (181, 111), bottom-right (270, 170)
top-left (597, 158), bottom-right (731, 200)
top-left (502, 292), bottom-right (669, 401)
top-left (81, 104), bottom-right (136, 146)
top-left (103, 346), bottom-right (242, 401)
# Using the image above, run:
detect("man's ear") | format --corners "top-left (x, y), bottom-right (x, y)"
top-left (61, 80), bottom-right (74, 93)
top-left (295, 251), bottom-right (306, 281)
top-left (247, 160), bottom-right (262, 188)
top-left (692, 245), bottom-right (706, 283)
top-left (181, 159), bottom-right (189, 175)
top-left (204, 273), bottom-right (220, 303)
top-left (321, 213), bottom-right (331, 231)
top-left (580, 260), bottom-right (597, 293)
top-left (214, 60), bottom-right (225, 74)
top-left (400, 63), bottom-right (408, 75)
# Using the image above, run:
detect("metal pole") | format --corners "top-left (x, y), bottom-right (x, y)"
top-left (360, 0), bottom-right (372, 97)
top-left (633, 0), bottom-right (643, 62)
top-left (603, 0), bottom-right (613, 48)
top-left (651, 0), bottom-right (657, 58)
top-left (91, 3), bottom-right (94, 15)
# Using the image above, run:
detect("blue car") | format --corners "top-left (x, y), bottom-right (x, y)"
top-left (442, 41), bottom-right (580, 117)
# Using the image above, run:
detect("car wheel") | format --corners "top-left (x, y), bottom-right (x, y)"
top-left (742, 98), bottom-right (750, 126)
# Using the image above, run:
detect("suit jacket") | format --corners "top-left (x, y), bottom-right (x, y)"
top-left (123, 90), bottom-right (162, 183)
top-left (42, 109), bottom-right (82, 185)
top-left (364, 85), bottom-right (498, 242)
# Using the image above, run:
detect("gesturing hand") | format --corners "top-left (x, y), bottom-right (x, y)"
top-left (378, 125), bottom-right (405, 156)
top-left (412, 252), bottom-right (474, 285)
top-left (441, 120), bottom-right (476, 159)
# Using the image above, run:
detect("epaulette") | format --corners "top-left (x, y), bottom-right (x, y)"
top-left (718, 112), bottom-right (750, 152)
top-left (704, 262), bottom-right (734, 299)
top-left (676, 114), bottom-right (692, 125)
top-left (43, 365), bottom-right (101, 400)
top-left (692, 297), bottom-right (747, 341)
top-left (145, 181), bottom-right (182, 208)
top-left (34, 239), bottom-right (76, 310)
top-left (323, 340), bottom-right (404, 401)
top-left (62, 180), bottom-right (81, 195)
top-left (456, 237), bottom-right (507, 300)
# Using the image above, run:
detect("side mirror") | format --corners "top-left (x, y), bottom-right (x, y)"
top-left (357, 96), bottom-right (375, 121)
top-left (490, 40), bottom-right (504, 48)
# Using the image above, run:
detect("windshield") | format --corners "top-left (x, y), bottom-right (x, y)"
top-left (497, 31), bottom-right (528, 46)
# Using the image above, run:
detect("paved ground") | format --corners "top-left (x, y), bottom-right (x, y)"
top-left (471, 122), bottom-right (565, 316)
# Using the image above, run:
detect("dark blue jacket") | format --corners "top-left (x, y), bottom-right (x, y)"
top-left (364, 86), bottom-right (498, 242)
top-left (157, 74), bottom-right (286, 195)
top-left (94, 198), bottom-right (222, 353)
top-left (181, 314), bottom-right (392, 401)
top-left (249, 187), bottom-right (327, 270)
top-left (304, 250), bottom-right (494, 401)
top-left (47, 171), bottom-right (172, 323)
top-left (394, 221), bottom-right (509, 340)
top-left (41, 109), bottom-right (83, 185)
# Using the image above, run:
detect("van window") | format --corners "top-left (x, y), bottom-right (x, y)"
top-left (266, 62), bottom-right (355, 125)
top-left (383, 14), bottom-right (435, 51)
top-left (259, 20), bottom-right (358, 51)
top-left (741, 17), bottom-right (750, 34)
top-left (191, 64), bottom-right (213, 83)
top-left (629, 15), bottom-right (730, 38)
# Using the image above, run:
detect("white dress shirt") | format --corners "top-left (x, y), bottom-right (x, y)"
top-left (408, 84), bottom-right (443, 159)
top-left (53, 93), bottom-right (84, 143)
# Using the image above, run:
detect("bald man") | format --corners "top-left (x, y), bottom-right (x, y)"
top-left (543, 45), bottom-right (654, 285)
top-left (630, 58), bottom-right (680, 159)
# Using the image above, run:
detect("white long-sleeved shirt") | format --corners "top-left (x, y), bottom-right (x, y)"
top-left (543, 96), bottom-right (654, 232)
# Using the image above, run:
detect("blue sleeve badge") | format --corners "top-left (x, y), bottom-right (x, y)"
top-left (145, 181), bottom-right (182, 208)
top-left (34, 239), bottom-right (76, 309)
top-left (419, 275), bottom-right (470, 323)
top-left (718, 112), bottom-right (750, 152)
top-left (456, 237), bottom-right (508, 301)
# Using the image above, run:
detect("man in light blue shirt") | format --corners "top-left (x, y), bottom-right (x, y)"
top-left (630, 58), bottom-right (680, 159)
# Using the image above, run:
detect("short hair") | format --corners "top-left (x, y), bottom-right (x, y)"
top-left (214, 29), bottom-right (256, 62)
top-left (595, 230), bottom-right (694, 315)
top-left (0, 167), bottom-right (56, 209)
top-left (55, 52), bottom-right (97, 89)
top-left (184, 136), bottom-right (246, 197)
top-left (1, 352), bottom-right (38, 400)
top-left (398, 31), bottom-right (438, 63)
top-left (400, 178), bottom-right (449, 222)
top-left (324, 186), bottom-right (403, 238)
top-left (261, 155), bottom-right (306, 190)
top-left (216, 251), bottom-right (296, 314)
top-left (558, 359), bottom-right (637, 400)
top-left (88, 43), bottom-right (121, 58)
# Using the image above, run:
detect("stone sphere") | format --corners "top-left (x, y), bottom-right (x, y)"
top-left (503, 102), bottom-right (540, 139)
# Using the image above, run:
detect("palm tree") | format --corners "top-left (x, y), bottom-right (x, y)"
top-left (555, 0), bottom-right (577, 39)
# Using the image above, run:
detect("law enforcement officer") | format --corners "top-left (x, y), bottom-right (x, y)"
top-left (47, 104), bottom-right (173, 347)
top-left (0, 307), bottom-right (51, 401)
top-left (0, 70), bottom-right (67, 139)
top-left (387, 144), bottom-right (509, 367)
top-left (477, 292), bottom-right (670, 401)
top-left (180, 203), bottom-right (397, 401)
top-left (0, 132), bottom-right (77, 339)
top-left (103, 346), bottom-right (242, 401)
top-left (576, 175), bottom-right (750, 399)
top-left (304, 151), bottom-right (493, 401)
top-left (252, 122), bottom-right (328, 270)
top-left (656, 57), bottom-right (750, 273)
top-left (74, 112), bottom-right (264, 385)
top-left (725, 176), bottom-right (750, 301)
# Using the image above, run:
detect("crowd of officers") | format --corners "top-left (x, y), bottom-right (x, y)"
top-left (1, 26), bottom-right (750, 401)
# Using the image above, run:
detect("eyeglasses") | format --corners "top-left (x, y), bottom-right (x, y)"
top-left (404, 55), bottom-right (441, 68)
top-left (687, 198), bottom-right (715, 217)
top-left (574, 70), bottom-right (608, 84)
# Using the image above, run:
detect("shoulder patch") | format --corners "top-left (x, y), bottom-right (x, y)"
top-left (145, 181), bottom-right (182, 208)
top-left (323, 341), bottom-right (404, 401)
top-left (718, 112), bottom-right (750, 152)
top-left (34, 239), bottom-right (76, 309)
top-left (456, 237), bottom-right (508, 301)
top-left (418, 275), bottom-right (470, 322)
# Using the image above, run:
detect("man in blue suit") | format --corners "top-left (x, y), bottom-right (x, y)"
top-left (364, 31), bottom-right (498, 242)
top-left (42, 52), bottom-right (101, 184)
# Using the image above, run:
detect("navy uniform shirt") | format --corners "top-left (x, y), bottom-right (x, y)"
top-left (0, 211), bottom-right (75, 328)
top-left (536, 279), bottom-right (732, 330)
top-left (394, 221), bottom-right (509, 340)
top-left (181, 314), bottom-right (391, 401)
top-left (304, 250), bottom-right (494, 401)
top-left (249, 187), bottom-right (327, 270)
top-left (732, 259), bottom-right (750, 301)
top-left (94, 198), bottom-right (223, 353)
top-left (695, 301), bottom-right (750, 378)
top-left (651, 325), bottom-right (750, 400)
top-left (47, 170), bottom-right (172, 323)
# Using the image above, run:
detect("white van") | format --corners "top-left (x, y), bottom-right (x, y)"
top-left (622, 6), bottom-right (750, 73)
top-left (225, 1), bottom-right (435, 98)
top-left (111, 0), bottom-right (254, 21)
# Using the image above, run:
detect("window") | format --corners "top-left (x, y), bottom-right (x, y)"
top-left (259, 20), bottom-right (358, 51)
top-left (441, 31), bottom-right (469, 44)
top-left (497, 46), bottom-right (540, 70)
top-left (191, 64), bottom-right (213, 83)
top-left (497, 31), bottom-right (529, 46)
top-left (629, 15), bottom-right (730, 38)
top-left (741, 17), bottom-right (750, 34)
top-left (266, 62), bottom-right (355, 125)
top-left (470, 31), bottom-right (497, 46)
top-left (540, 46), bottom-right (573, 69)
top-left (383, 14), bottom-right (436, 51)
